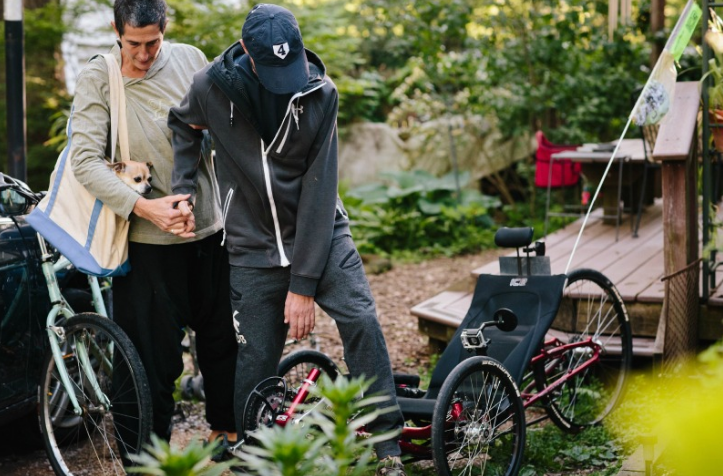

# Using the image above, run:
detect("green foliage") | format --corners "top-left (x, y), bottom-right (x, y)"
top-left (166, 0), bottom-right (245, 57)
top-left (521, 424), bottom-right (621, 475)
top-left (606, 340), bottom-right (723, 475)
top-left (343, 170), bottom-right (499, 257)
top-left (365, 0), bottom-right (650, 145)
top-left (127, 434), bottom-right (235, 476)
top-left (237, 375), bottom-right (392, 476)
top-left (473, 0), bottom-right (650, 143)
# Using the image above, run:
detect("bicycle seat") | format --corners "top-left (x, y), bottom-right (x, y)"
top-left (494, 227), bottom-right (533, 249)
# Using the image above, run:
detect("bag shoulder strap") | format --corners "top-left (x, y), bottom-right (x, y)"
top-left (102, 54), bottom-right (130, 163)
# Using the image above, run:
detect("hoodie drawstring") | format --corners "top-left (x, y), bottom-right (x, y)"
top-left (229, 101), bottom-right (234, 126)
top-left (291, 98), bottom-right (302, 130)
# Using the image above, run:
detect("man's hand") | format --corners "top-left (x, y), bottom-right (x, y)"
top-left (284, 291), bottom-right (315, 340)
top-left (133, 194), bottom-right (196, 237)
top-left (176, 200), bottom-right (196, 238)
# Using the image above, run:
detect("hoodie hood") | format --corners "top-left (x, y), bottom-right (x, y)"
top-left (207, 42), bottom-right (326, 118)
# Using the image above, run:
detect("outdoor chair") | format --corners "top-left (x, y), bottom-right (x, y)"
top-left (536, 130), bottom-right (583, 237)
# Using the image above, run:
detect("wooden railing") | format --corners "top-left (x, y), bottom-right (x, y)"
top-left (651, 81), bottom-right (700, 363)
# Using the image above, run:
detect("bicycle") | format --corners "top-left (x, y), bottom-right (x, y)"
top-left (243, 226), bottom-right (632, 475)
top-left (0, 174), bottom-right (152, 476)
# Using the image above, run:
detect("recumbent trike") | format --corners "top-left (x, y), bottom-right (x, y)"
top-left (243, 227), bottom-right (632, 476)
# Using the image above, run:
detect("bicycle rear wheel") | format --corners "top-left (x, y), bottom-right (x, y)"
top-left (432, 356), bottom-right (526, 476)
top-left (39, 313), bottom-right (152, 475)
top-left (535, 268), bottom-right (632, 433)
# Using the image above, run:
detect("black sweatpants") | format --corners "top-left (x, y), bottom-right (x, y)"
top-left (114, 231), bottom-right (237, 440)
top-left (230, 235), bottom-right (404, 458)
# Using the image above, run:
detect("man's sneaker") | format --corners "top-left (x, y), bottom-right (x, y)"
top-left (375, 455), bottom-right (406, 476)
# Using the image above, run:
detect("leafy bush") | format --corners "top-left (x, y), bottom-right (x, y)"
top-left (127, 434), bottom-right (235, 476)
top-left (343, 170), bottom-right (500, 257)
top-left (607, 340), bottom-right (723, 475)
top-left (237, 375), bottom-right (396, 476)
top-left (522, 424), bottom-right (621, 475)
top-left (362, 0), bottom-right (650, 145)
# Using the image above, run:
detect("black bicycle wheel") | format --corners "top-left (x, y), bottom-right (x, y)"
top-left (432, 356), bottom-right (526, 476)
top-left (535, 268), bottom-right (632, 433)
top-left (277, 350), bottom-right (340, 422)
top-left (278, 349), bottom-right (340, 387)
top-left (39, 313), bottom-right (152, 475)
top-left (243, 377), bottom-right (288, 434)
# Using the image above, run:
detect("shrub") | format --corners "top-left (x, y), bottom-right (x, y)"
top-left (237, 375), bottom-right (397, 476)
top-left (127, 434), bottom-right (235, 476)
top-left (343, 170), bottom-right (500, 257)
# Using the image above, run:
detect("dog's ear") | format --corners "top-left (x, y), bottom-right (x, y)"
top-left (108, 162), bottom-right (126, 173)
top-left (146, 162), bottom-right (153, 169)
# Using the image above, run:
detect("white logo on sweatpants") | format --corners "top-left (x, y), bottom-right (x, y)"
top-left (233, 310), bottom-right (246, 344)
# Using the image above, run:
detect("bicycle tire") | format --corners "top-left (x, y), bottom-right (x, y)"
top-left (278, 349), bottom-right (340, 386)
top-left (277, 350), bottom-right (340, 423)
top-left (39, 312), bottom-right (152, 475)
top-left (432, 356), bottom-right (526, 476)
top-left (535, 268), bottom-right (632, 433)
top-left (243, 377), bottom-right (288, 434)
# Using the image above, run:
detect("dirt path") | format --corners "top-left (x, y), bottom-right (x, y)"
top-left (0, 250), bottom-right (501, 475)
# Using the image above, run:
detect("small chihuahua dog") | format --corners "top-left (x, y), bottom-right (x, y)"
top-left (108, 161), bottom-right (153, 195)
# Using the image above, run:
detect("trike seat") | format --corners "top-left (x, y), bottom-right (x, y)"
top-left (397, 272), bottom-right (567, 418)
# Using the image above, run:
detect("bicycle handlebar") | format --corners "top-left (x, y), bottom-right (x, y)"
top-left (0, 173), bottom-right (44, 204)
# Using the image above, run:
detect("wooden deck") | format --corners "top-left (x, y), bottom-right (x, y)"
top-left (412, 199), bottom-right (723, 355)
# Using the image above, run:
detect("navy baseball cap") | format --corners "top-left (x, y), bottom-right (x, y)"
top-left (241, 4), bottom-right (309, 94)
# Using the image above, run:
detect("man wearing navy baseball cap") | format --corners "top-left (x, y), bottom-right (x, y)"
top-left (169, 4), bottom-right (406, 474)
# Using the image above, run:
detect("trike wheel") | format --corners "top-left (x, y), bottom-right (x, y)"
top-left (536, 268), bottom-right (632, 433)
top-left (243, 377), bottom-right (288, 434)
top-left (39, 313), bottom-right (152, 475)
top-left (277, 349), bottom-right (340, 420)
top-left (278, 349), bottom-right (340, 384)
top-left (432, 356), bottom-right (525, 476)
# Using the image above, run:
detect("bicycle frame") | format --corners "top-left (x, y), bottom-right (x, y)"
top-left (521, 337), bottom-right (601, 408)
top-left (39, 232), bottom-right (111, 417)
top-left (272, 365), bottom-right (437, 460)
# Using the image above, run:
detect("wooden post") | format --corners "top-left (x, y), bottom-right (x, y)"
top-left (4, 0), bottom-right (27, 182)
top-left (652, 81), bottom-right (700, 363)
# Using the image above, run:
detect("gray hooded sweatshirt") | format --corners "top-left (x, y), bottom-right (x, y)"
top-left (69, 42), bottom-right (222, 245)
top-left (169, 43), bottom-right (350, 297)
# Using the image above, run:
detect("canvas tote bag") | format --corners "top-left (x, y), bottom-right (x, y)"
top-left (27, 54), bottom-right (131, 277)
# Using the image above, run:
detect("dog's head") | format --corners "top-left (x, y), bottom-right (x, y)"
top-left (108, 161), bottom-right (153, 195)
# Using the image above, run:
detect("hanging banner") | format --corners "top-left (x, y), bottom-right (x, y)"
top-left (632, 0), bottom-right (701, 127)
top-left (565, 0), bottom-right (702, 273)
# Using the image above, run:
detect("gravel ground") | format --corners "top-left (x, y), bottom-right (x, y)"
top-left (0, 250), bottom-right (502, 475)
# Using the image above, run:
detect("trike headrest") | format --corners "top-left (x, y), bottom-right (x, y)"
top-left (494, 227), bottom-right (534, 249)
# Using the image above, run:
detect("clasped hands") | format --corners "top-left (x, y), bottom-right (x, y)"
top-left (134, 192), bottom-right (316, 339)
top-left (133, 194), bottom-right (196, 238)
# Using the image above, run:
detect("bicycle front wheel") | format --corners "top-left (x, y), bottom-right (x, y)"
top-left (39, 313), bottom-right (152, 475)
top-left (275, 349), bottom-right (340, 422)
top-left (278, 349), bottom-right (340, 386)
top-left (432, 356), bottom-right (526, 476)
top-left (536, 268), bottom-right (632, 433)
